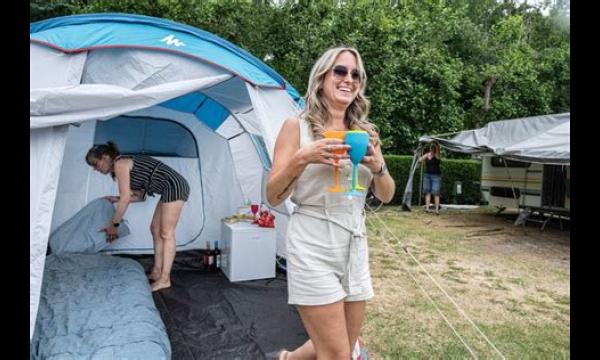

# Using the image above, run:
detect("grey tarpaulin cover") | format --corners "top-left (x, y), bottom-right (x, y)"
top-left (402, 113), bottom-right (570, 210)
top-left (48, 197), bottom-right (130, 254)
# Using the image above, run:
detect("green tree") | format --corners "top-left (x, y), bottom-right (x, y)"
top-left (30, 0), bottom-right (569, 155)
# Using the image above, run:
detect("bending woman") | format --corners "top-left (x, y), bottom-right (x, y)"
top-left (86, 141), bottom-right (190, 291)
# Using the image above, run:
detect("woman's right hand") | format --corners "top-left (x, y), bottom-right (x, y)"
top-left (104, 195), bottom-right (119, 203)
top-left (299, 138), bottom-right (349, 167)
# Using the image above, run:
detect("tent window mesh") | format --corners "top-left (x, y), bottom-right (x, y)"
top-left (94, 116), bottom-right (198, 158)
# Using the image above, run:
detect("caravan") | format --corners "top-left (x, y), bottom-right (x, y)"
top-left (480, 156), bottom-right (570, 213)
top-left (402, 113), bottom-right (570, 221)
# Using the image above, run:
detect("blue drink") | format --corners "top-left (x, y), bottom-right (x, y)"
top-left (345, 130), bottom-right (369, 196)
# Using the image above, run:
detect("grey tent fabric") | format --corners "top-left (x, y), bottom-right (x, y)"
top-left (49, 198), bottom-right (130, 254)
top-left (402, 113), bottom-right (570, 210)
top-left (30, 75), bottom-right (231, 129)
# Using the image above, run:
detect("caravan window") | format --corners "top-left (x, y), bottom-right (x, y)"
top-left (491, 157), bottom-right (530, 168)
top-left (491, 186), bottom-right (521, 199)
top-left (94, 116), bottom-right (198, 158)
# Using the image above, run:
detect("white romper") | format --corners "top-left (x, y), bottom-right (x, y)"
top-left (286, 118), bottom-right (375, 306)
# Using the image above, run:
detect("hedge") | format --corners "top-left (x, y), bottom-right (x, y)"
top-left (384, 155), bottom-right (482, 206)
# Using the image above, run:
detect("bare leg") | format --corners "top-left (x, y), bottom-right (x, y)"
top-left (290, 300), bottom-right (351, 360)
top-left (284, 340), bottom-right (315, 360)
top-left (425, 193), bottom-right (431, 211)
top-left (344, 300), bottom-right (366, 357)
top-left (434, 194), bottom-right (440, 214)
top-left (149, 203), bottom-right (163, 281)
top-left (284, 300), bottom-right (366, 360)
top-left (152, 200), bottom-right (185, 292)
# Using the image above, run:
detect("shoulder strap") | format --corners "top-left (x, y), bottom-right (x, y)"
top-left (298, 116), bottom-right (314, 147)
top-left (114, 154), bottom-right (132, 162)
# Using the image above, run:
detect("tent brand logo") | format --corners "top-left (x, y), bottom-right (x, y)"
top-left (160, 35), bottom-right (185, 47)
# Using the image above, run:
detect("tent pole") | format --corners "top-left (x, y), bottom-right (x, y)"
top-left (401, 144), bottom-right (424, 211)
top-left (418, 155), bottom-right (424, 207)
top-left (503, 159), bottom-right (527, 235)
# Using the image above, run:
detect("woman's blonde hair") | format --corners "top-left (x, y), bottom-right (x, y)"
top-left (299, 46), bottom-right (380, 145)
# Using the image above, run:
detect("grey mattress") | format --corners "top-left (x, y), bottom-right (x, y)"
top-left (31, 253), bottom-right (171, 359)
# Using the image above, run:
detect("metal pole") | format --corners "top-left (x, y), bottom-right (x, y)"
top-left (419, 156), bottom-right (424, 207)
top-left (503, 159), bottom-right (527, 234)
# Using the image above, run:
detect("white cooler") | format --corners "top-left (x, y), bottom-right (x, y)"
top-left (221, 221), bottom-right (276, 282)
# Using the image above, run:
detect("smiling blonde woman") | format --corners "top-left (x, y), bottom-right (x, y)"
top-left (266, 47), bottom-right (395, 360)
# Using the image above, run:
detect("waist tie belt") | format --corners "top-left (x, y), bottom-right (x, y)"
top-left (294, 205), bottom-right (366, 295)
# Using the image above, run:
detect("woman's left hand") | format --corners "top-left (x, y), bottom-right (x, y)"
top-left (101, 224), bottom-right (119, 243)
top-left (361, 142), bottom-right (384, 173)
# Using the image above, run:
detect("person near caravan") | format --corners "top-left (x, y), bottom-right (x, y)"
top-left (418, 141), bottom-right (442, 215)
top-left (85, 141), bottom-right (190, 292)
top-left (266, 47), bottom-right (395, 359)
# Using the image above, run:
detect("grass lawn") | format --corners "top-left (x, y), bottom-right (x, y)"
top-left (362, 206), bottom-right (570, 359)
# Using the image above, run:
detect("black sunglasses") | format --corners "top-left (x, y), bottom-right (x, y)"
top-left (332, 65), bottom-right (362, 82)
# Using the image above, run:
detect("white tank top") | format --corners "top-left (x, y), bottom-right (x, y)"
top-left (290, 118), bottom-right (373, 211)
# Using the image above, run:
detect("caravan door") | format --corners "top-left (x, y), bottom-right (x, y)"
top-left (541, 165), bottom-right (569, 210)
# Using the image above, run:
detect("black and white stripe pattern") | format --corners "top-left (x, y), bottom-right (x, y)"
top-left (117, 155), bottom-right (190, 203)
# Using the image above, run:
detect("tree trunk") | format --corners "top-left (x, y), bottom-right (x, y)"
top-left (482, 75), bottom-right (497, 111)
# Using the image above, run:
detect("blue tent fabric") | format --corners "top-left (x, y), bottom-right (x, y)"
top-left (30, 13), bottom-right (304, 130)
top-left (160, 91), bottom-right (208, 114)
top-left (161, 92), bottom-right (230, 130)
top-left (30, 14), bottom-right (278, 87)
top-left (30, 13), bottom-right (302, 96)
top-left (48, 198), bottom-right (130, 254)
top-left (194, 97), bottom-right (231, 130)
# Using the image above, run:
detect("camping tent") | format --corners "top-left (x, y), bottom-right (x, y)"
top-left (30, 13), bottom-right (303, 339)
top-left (401, 113), bottom-right (570, 209)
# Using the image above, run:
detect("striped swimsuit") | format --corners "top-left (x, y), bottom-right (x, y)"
top-left (115, 155), bottom-right (190, 203)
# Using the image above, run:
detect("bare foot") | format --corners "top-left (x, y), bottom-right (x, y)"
top-left (148, 268), bottom-right (161, 282)
top-left (277, 350), bottom-right (289, 360)
top-left (151, 279), bottom-right (171, 292)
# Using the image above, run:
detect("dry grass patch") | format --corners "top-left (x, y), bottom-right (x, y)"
top-left (362, 206), bottom-right (570, 359)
